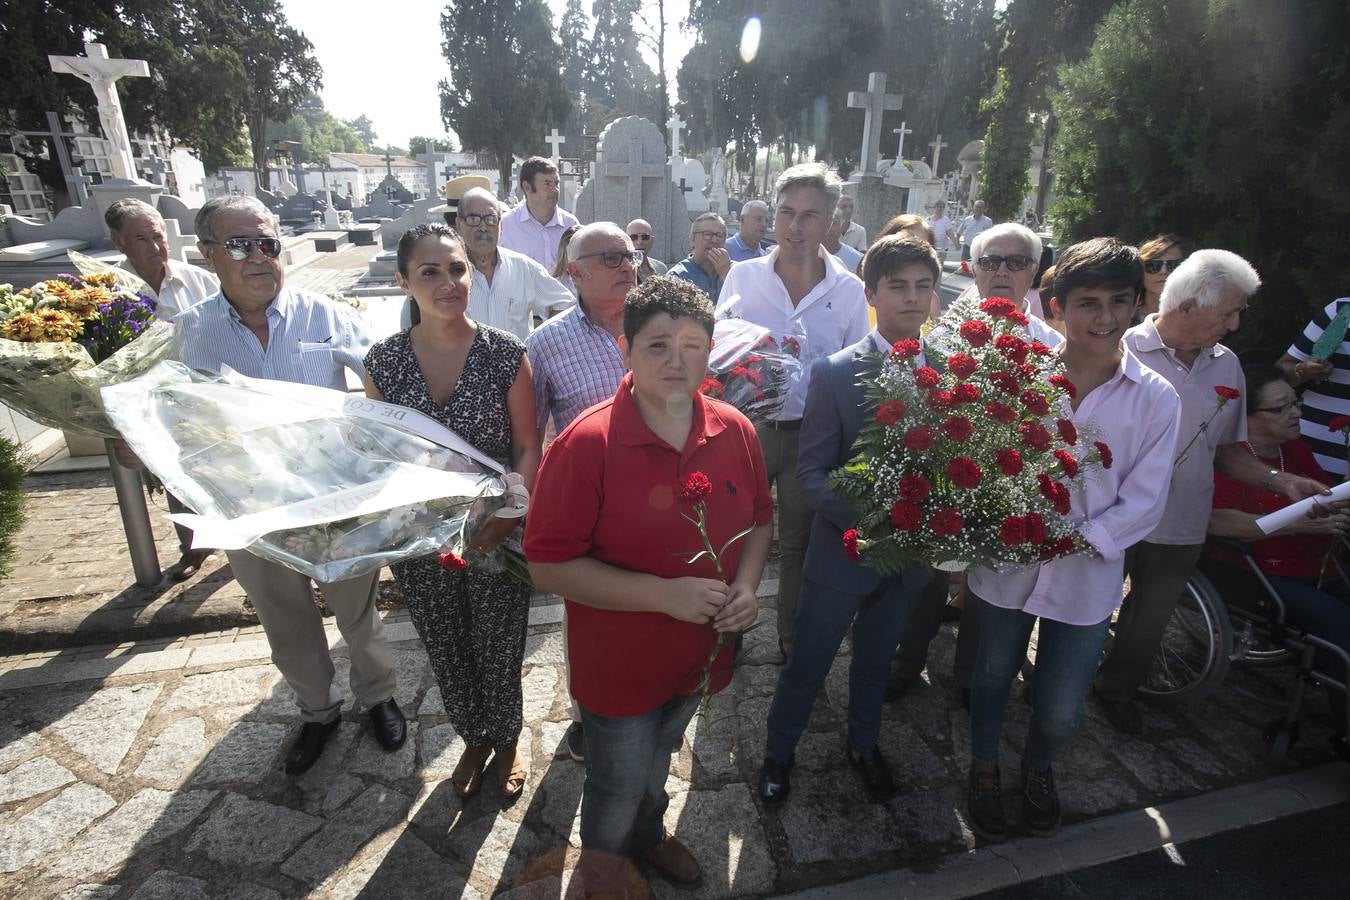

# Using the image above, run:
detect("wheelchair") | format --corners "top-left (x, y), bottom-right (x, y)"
top-left (1136, 538), bottom-right (1350, 764)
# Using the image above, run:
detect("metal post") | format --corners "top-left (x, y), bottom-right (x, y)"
top-left (104, 439), bottom-right (162, 586)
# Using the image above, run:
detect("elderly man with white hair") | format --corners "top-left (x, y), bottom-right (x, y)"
top-left (105, 198), bottom-right (219, 322)
top-left (969, 222), bottom-right (1062, 348)
top-left (728, 200), bottom-right (770, 261)
top-left (1093, 249), bottom-right (1330, 734)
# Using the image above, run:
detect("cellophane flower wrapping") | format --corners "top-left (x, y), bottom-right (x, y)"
top-left (827, 295), bottom-right (1111, 574)
top-left (101, 361), bottom-right (518, 583)
top-left (699, 318), bottom-right (802, 424)
top-left (0, 271), bottom-right (172, 438)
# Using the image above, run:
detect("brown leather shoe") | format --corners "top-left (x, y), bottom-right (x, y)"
top-left (640, 834), bottom-right (702, 886)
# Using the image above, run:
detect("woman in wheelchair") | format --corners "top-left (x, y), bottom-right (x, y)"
top-left (1206, 363), bottom-right (1350, 761)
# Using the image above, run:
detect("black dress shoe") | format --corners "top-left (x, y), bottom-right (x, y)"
top-left (848, 746), bottom-right (896, 802)
top-left (758, 756), bottom-right (793, 804)
top-left (368, 699), bottom-right (407, 751)
top-left (284, 718), bottom-right (340, 775)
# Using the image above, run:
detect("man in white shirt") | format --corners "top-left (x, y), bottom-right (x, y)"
top-left (499, 156), bottom-right (580, 271)
top-left (716, 163), bottom-right (870, 660)
top-left (106, 198), bottom-right (219, 322)
top-left (970, 223), bottom-right (1064, 349)
top-left (956, 199), bottom-right (994, 263)
top-left (836, 195), bottom-right (867, 251)
top-left (927, 200), bottom-right (956, 255)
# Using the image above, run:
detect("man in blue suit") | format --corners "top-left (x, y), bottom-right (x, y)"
top-left (758, 236), bottom-right (939, 803)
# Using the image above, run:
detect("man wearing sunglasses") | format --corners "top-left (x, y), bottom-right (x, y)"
top-left (173, 195), bottom-right (407, 776)
top-left (970, 223), bottom-right (1063, 349)
top-left (625, 218), bottom-right (668, 281)
top-left (668, 213), bottom-right (732, 301)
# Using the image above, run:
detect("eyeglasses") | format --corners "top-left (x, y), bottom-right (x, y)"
top-left (575, 249), bottom-right (645, 268)
top-left (628, 233), bottom-right (653, 241)
top-left (205, 237), bottom-right (283, 261)
top-left (460, 213), bottom-right (500, 227)
top-left (693, 231), bottom-right (727, 241)
top-left (1253, 399), bottom-right (1303, 415)
top-left (1144, 258), bottom-right (1184, 274)
top-left (976, 254), bottom-right (1034, 272)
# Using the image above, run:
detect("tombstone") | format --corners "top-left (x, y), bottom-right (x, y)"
top-left (706, 149), bottom-right (729, 214)
top-left (275, 191), bottom-right (327, 224)
top-left (273, 164), bottom-right (298, 198)
top-left (847, 72), bottom-right (902, 176)
top-left (47, 42), bottom-right (149, 181)
top-left (168, 147), bottom-right (206, 207)
top-left (139, 153), bottom-right (167, 186)
top-left (572, 116), bottom-right (691, 264)
top-left (671, 157), bottom-right (708, 213)
top-left (882, 157), bottom-right (945, 216)
top-left (372, 174), bottom-right (415, 205)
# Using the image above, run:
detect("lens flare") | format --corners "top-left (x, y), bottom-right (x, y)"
top-left (740, 17), bottom-right (762, 64)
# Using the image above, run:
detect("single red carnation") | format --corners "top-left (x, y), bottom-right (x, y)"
top-left (989, 371), bottom-right (1019, 395)
top-left (1214, 385), bottom-right (1240, 402)
top-left (890, 501), bottom-right (924, 531)
top-left (875, 399), bottom-right (908, 426)
top-left (891, 338), bottom-right (922, 359)
top-left (985, 402), bottom-right (1017, 424)
top-left (995, 448), bottom-right (1024, 475)
top-left (948, 353), bottom-right (979, 379)
top-left (1330, 416), bottom-right (1350, 434)
top-left (942, 415), bottom-right (976, 443)
top-left (728, 365), bottom-right (751, 379)
top-left (947, 456), bottom-right (983, 489)
top-left (1024, 512), bottom-right (1047, 544)
top-left (1020, 421), bottom-right (1053, 451)
top-left (959, 320), bottom-right (993, 347)
top-left (1021, 390), bottom-right (1051, 416)
top-left (927, 389), bottom-right (956, 413)
top-left (699, 377), bottom-right (724, 398)
top-left (1029, 341), bottom-right (1052, 357)
top-left (1094, 440), bottom-right (1114, 469)
top-left (903, 425), bottom-right (937, 452)
top-left (1049, 374), bottom-right (1077, 399)
top-left (999, 515), bottom-right (1027, 547)
top-left (1054, 449), bottom-right (1080, 478)
top-left (438, 551), bottom-right (467, 572)
top-left (898, 474), bottom-right (931, 502)
top-left (1056, 419), bottom-right (1078, 445)
top-left (953, 382), bottom-right (982, 404)
top-left (842, 528), bottom-right (862, 562)
top-left (1018, 361), bottom-right (1040, 381)
top-left (1051, 483), bottom-right (1071, 514)
top-left (995, 334), bottom-right (1030, 363)
top-left (914, 366), bottom-right (941, 389)
top-left (679, 471), bottom-right (713, 503)
top-left (929, 507), bottom-right (966, 537)
top-left (979, 297), bottom-right (1018, 318)
top-left (1008, 310), bottom-right (1030, 328)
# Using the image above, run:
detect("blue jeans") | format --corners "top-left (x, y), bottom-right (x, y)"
top-left (578, 693), bottom-right (700, 893)
top-left (969, 594), bottom-right (1110, 770)
top-left (1268, 575), bottom-right (1350, 731)
top-left (765, 566), bottom-right (930, 763)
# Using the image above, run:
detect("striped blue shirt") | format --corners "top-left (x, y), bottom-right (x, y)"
top-left (173, 287), bottom-right (371, 391)
top-left (526, 304), bottom-right (627, 431)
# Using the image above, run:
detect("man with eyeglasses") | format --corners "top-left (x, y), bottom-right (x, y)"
top-left (173, 195), bottom-right (407, 775)
top-left (970, 223), bottom-right (1063, 349)
top-left (667, 213), bottom-right (732, 301)
top-left (625, 218), bottom-right (667, 281)
top-left (1093, 249), bottom-right (1330, 735)
top-left (500, 156), bottom-right (579, 271)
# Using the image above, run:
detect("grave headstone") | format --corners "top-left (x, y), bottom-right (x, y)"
top-left (672, 157), bottom-right (708, 213)
top-left (847, 72), bottom-right (902, 176)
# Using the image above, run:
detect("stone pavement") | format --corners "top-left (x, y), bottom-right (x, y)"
top-left (0, 469), bottom-right (1345, 899)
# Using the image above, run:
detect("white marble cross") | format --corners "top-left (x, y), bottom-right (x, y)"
top-left (847, 72), bottom-right (902, 175)
top-left (545, 128), bottom-right (566, 165)
top-left (597, 139), bottom-right (667, 219)
top-left (48, 42), bottom-right (150, 181)
top-left (893, 121), bottom-right (913, 160)
top-left (929, 134), bottom-right (950, 175)
top-left (666, 114), bottom-right (687, 158)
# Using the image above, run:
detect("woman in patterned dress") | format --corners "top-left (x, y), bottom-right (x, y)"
top-left (363, 223), bottom-right (540, 800)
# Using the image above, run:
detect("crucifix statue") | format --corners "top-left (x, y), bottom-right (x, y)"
top-left (847, 72), bottom-right (902, 175)
top-left (666, 114), bottom-right (687, 159)
top-left (48, 42), bottom-right (150, 181)
top-left (929, 134), bottom-right (950, 175)
top-left (893, 121), bottom-right (913, 160)
top-left (545, 128), bottom-right (566, 165)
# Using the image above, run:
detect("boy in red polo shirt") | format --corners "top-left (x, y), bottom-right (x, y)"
top-left (527, 276), bottom-right (773, 896)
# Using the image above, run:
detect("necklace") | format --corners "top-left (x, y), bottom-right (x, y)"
top-left (1244, 440), bottom-right (1284, 473)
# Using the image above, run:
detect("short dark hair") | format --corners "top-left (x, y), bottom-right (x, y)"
top-left (396, 223), bottom-right (462, 278)
top-left (519, 157), bottom-right (557, 189)
top-left (1241, 362), bottom-right (1285, 415)
top-left (861, 235), bottom-right (941, 293)
top-left (1050, 237), bottom-right (1143, 307)
top-left (623, 276), bottom-right (715, 345)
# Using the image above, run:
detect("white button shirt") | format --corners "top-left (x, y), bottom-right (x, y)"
top-left (466, 246), bottom-right (576, 340)
top-left (121, 258), bottom-right (220, 322)
top-left (967, 346), bottom-right (1182, 626)
top-left (715, 247), bottom-right (870, 421)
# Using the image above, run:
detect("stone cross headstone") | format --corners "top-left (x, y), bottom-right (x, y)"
top-left (47, 42), bottom-right (150, 181)
top-left (141, 153), bottom-right (167, 186)
top-left (847, 72), bottom-right (902, 175)
top-left (893, 121), bottom-right (913, 160)
top-left (16, 112), bottom-right (95, 206)
top-left (666, 114), bottom-right (687, 159)
top-left (929, 134), bottom-right (949, 175)
top-left (545, 128), bottom-right (566, 165)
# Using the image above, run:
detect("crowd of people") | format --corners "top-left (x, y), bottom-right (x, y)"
top-left (113, 153), bottom-right (1350, 898)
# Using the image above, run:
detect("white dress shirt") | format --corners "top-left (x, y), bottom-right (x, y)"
top-left (967, 346), bottom-right (1182, 625)
top-left (466, 246), bottom-right (576, 340)
top-left (121, 258), bottom-right (220, 322)
top-left (715, 247), bottom-right (870, 421)
top-left (841, 220), bottom-right (868, 251)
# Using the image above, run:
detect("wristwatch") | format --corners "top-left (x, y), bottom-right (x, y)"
top-left (1260, 469), bottom-right (1281, 492)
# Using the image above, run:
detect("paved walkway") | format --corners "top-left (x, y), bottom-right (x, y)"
top-left (0, 470), bottom-right (1345, 899)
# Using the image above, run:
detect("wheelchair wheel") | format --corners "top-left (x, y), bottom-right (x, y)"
top-left (1137, 572), bottom-right (1233, 705)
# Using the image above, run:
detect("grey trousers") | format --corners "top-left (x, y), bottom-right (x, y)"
top-left (756, 425), bottom-right (814, 647)
top-left (226, 550), bottom-right (396, 723)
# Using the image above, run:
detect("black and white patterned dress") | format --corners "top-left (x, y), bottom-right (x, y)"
top-left (365, 325), bottom-right (531, 750)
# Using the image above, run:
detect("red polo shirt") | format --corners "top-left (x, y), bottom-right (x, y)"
top-left (525, 372), bottom-right (773, 717)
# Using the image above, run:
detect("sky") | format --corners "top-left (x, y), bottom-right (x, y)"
top-left (279, 0), bottom-right (694, 150)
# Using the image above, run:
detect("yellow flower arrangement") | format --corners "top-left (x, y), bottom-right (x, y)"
top-left (82, 272), bottom-right (118, 288)
top-left (61, 286), bottom-right (111, 320)
top-left (0, 309), bottom-right (84, 343)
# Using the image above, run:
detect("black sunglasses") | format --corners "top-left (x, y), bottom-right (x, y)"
top-left (628, 233), bottom-right (653, 241)
top-left (1143, 258), bottom-right (1184, 274)
top-left (575, 249), bottom-right (645, 268)
top-left (976, 254), bottom-right (1034, 272)
top-left (206, 236), bottom-right (283, 260)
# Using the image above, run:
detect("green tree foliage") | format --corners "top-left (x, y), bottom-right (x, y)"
top-left (265, 94), bottom-right (366, 165)
top-left (343, 115), bottom-right (379, 148)
top-left (439, 0), bottom-right (571, 195)
top-left (587, 0), bottom-right (662, 122)
top-left (0, 436), bottom-right (30, 581)
top-left (408, 136), bottom-right (456, 155)
top-left (1051, 0), bottom-right (1350, 359)
top-left (560, 0), bottom-right (592, 98)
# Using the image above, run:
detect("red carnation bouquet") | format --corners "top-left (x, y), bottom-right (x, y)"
top-left (700, 319), bottom-right (802, 425)
top-left (828, 295), bottom-right (1112, 573)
